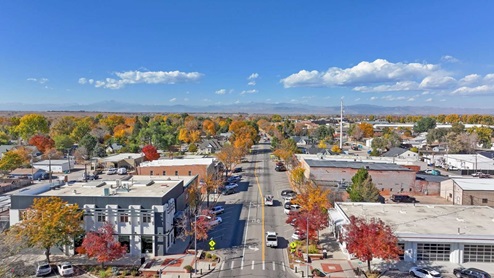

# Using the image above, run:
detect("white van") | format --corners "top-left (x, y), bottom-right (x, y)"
top-left (117, 168), bottom-right (127, 175)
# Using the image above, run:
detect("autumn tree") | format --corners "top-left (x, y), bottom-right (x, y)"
top-left (347, 168), bottom-right (381, 202)
top-left (191, 209), bottom-right (215, 241)
top-left (15, 114), bottom-right (50, 140)
top-left (273, 138), bottom-right (298, 164)
top-left (343, 216), bottom-right (401, 273)
top-left (286, 205), bottom-right (329, 242)
top-left (202, 119), bottom-right (216, 137)
top-left (216, 144), bottom-right (244, 176)
top-left (317, 140), bottom-right (327, 149)
top-left (413, 117), bottom-right (436, 133)
top-left (76, 223), bottom-right (127, 268)
top-left (290, 166), bottom-right (306, 188)
top-left (0, 149), bottom-right (29, 171)
top-left (446, 132), bottom-right (478, 154)
top-left (11, 196), bottom-right (84, 263)
top-left (291, 182), bottom-right (331, 213)
top-left (331, 145), bottom-right (342, 153)
top-left (350, 124), bottom-right (364, 141)
top-left (358, 122), bottom-right (374, 138)
top-left (141, 144), bottom-right (160, 161)
top-left (79, 134), bottom-right (98, 158)
top-left (28, 134), bottom-right (55, 153)
top-left (468, 126), bottom-right (493, 148)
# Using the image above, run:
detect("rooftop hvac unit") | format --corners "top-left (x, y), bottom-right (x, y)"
top-left (103, 188), bottom-right (110, 196)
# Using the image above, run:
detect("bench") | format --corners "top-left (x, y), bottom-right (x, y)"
top-left (303, 253), bottom-right (326, 262)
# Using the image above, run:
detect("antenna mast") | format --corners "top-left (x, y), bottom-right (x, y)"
top-left (339, 98), bottom-right (343, 149)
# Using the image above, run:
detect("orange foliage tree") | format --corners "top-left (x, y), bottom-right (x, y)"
top-left (76, 222), bottom-right (127, 268)
top-left (215, 144), bottom-right (244, 176)
top-left (142, 144), bottom-right (160, 161)
top-left (358, 122), bottom-right (374, 138)
top-left (202, 119), bottom-right (216, 136)
top-left (29, 135), bottom-right (55, 154)
top-left (11, 197), bottom-right (84, 263)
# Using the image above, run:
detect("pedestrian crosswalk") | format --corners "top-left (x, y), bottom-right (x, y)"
top-left (220, 260), bottom-right (287, 271)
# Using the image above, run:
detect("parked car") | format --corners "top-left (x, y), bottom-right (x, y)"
top-left (57, 262), bottom-right (74, 277)
top-left (210, 205), bottom-right (224, 215)
top-left (281, 189), bottom-right (297, 197)
top-left (265, 195), bottom-right (274, 206)
top-left (453, 267), bottom-right (491, 278)
top-left (208, 216), bottom-right (223, 226)
top-left (106, 168), bottom-right (117, 175)
top-left (275, 165), bottom-right (287, 171)
top-left (227, 175), bottom-right (241, 183)
top-left (82, 172), bottom-right (99, 181)
top-left (276, 161), bottom-right (284, 167)
top-left (117, 167), bottom-right (127, 175)
top-left (35, 262), bottom-right (52, 277)
top-left (222, 188), bottom-right (236, 195)
top-left (233, 167), bottom-right (242, 173)
top-left (409, 267), bottom-right (442, 278)
top-left (472, 172), bottom-right (490, 178)
top-left (225, 183), bottom-right (238, 190)
top-left (391, 194), bottom-right (416, 203)
top-left (424, 169), bottom-right (440, 176)
top-left (291, 229), bottom-right (306, 240)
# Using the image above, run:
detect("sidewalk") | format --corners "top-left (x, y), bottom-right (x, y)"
top-left (290, 229), bottom-right (357, 278)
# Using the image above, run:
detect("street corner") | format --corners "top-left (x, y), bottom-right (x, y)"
top-left (192, 250), bottom-right (222, 277)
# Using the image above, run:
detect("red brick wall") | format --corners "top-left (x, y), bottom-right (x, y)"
top-left (137, 164), bottom-right (214, 183)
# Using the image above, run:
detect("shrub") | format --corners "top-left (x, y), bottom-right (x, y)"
top-left (206, 252), bottom-right (212, 259)
top-left (130, 268), bottom-right (139, 276)
top-left (211, 254), bottom-right (218, 261)
top-left (308, 244), bottom-right (319, 254)
top-left (184, 265), bottom-right (193, 272)
top-left (99, 270), bottom-right (108, 278)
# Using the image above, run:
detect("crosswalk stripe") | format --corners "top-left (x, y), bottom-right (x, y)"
top-left (241, 260), bottom-right (244, 270)
top-left (262, 261), bottom-right (265, 270)
top-left (230, 261), bottom-right (234, 269)
top-left (272, 261), bottom-right (276, 271)
top-left (282, 261), bottom-right (286, 272)
top-left (251, 260), bottom-right (255, 270)
top-left (221, 262), bottom-right (225, 271)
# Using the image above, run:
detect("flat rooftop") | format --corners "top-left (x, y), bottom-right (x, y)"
top-left (453, 178), bottom-right (494, 191)
top-left (22, 175), bottom-right (196, 198)
top-left (140, 157), bottom-right (215, 167)
top-left (337, 202), bottom-right (494, 237)
top-left (304, 159), bottom-right (410, 171)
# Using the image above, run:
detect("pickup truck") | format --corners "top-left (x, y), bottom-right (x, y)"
top-left (266, 232), bottom-right (278, 248)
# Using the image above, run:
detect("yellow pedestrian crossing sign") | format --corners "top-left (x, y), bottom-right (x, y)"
top-left (209, 239), bottom-right (216, 251)
top-left (290, 241), bottom-right (297, 252)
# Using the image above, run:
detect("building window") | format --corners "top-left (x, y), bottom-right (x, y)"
top-left (141, 236), bottom-right (153, 254)
top-left (97, 212), bottom-right (106, 222)
top-left (162, 171), bottom-right (166, 175)
top-left (118, 236), bottom-right (131, 253)
top-left (449, 193), bottom-right (453, 198)
top-left (188, 171), bottom-right (192, 176)
top-left (417, 243), bottom-right (451, 261)
top-left (150, 170), bottom-right (154, 175)
top-left (142, 213), bottom-right (151, 223)
top-left (175, 171), bottom-right (178, 176)
top-left (390, 188), bottom-right (393, 192)
top-left (119, 213), bottom-right (129, 223)
top-left (482, 198), bottom-right (488, 204)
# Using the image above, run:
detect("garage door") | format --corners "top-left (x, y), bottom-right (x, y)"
top-left (464, 245), bottom-right (494, 263)
top-left (417, 243), bottom-right (451, 261)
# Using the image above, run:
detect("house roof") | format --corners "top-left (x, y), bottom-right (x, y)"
top-left (198, 139), bottom-right (222, 150)
top-left (140, 157), bottom-right (215, 167)
top-left (304, 159), bottom-right (410, 171)
top-left (33, 160), bottom-right (70, 166)
top-left (382, 147), bottom-right (408, 157)
top-left (453, 178), bottom-right (494, 191)
top-left (10, 168), bottom-right (44, 175)
top-left (0, 145), bottom-right (16, 154)
top-left (99, 153), bottom-right (143, 163)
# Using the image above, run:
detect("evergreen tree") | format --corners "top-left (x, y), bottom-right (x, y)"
top-left (347, 168), bottom-right (381, 202)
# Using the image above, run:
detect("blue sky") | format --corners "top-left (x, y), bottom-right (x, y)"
top-left (1, 1), bottom-right (494, 109)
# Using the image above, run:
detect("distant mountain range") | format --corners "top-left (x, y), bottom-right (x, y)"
top-left (0, 101), bottom-right (492, 115)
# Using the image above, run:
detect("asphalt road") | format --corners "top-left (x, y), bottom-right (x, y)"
top-left (208, 142), bottom-right (297, 278)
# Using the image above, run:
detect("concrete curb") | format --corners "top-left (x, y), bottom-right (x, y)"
top-left (191, 251), bottom-right (222, 278)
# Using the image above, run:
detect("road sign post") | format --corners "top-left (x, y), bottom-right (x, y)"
top-left (209, 239), bottom-right (216, 251)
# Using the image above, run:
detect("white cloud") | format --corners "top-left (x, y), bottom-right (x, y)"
top-left (248, 73), bottom-right (259, 80)
top-left (27, 77), bottom-right (48, 84)
top-left (419, 75), bottom-right (457, 89)
top-left (84, 70), bottom-right (203, 89)
top-left (407, 98), bottom-right (415, 101)
top-left (441, 55), bottom-right (459, 63)
top-left (354, 81), bottom-right (419, 92)
top-left (281, 59), bottom-right (438, 88)
top-left (421, 91), bottom-right (430, 95)
top-left (240, 89), bottom-right (258, 95)
top-left (248, 81), bottom-right (256, 86)
top-left (215, 89), bottom-right (227, 95)
top-left (169, 98), bottom-right (176, 102)
top-left (78, 78), bottom-right (87, 84)
top-left (370, 96), bottom-right (378, 101)
top-left (459, 74), bottom-right (481, 85)
top-left (426, 98), bottom-right (433, 102)
top-left (451, 85), bottom-right (494, 96)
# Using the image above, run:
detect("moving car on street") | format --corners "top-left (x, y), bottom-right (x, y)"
top-left (266, 231), bottom-right (278, 248)
top-left (265, 195), bottom-right (274, 206)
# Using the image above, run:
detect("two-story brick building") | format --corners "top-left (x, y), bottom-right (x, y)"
top-left (137, 157), bottom-right (218, 183)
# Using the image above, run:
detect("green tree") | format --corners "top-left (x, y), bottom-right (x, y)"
top-left (53, 134), bottom-right (74, 151)
top-left (10, 196), bottom-right (84, 263)
top-left (413, 117), bottom-right (436, 133)
top-left (0, 150), bottom-right (26, 171)
top-left (347, 168), bottom-right (380, 202)
top-left (15, 114), bottom-right (50, 140)
top-left (426, 128), bottom-right (448, 144)
top-left (79, 134), bottom-right (98, 158)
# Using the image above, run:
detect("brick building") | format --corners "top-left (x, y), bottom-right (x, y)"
top-left (440, 178), bottom-right (494, 206)
top-left (299, 158), bottom-right (416, 194)
top-left (137, 157), bottom-right (218, 183)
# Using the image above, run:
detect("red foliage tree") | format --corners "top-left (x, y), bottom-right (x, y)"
top-left (142, 144), bottom-right (160, 161)
top-left (192, 209), bottom-right (214, 241)
top-left (76, 223), bottom-right (127, 267)
top-left (28, 135), bottom-right (55, 154)
top-left (342, 216), bottom-right (401, 273)
top-left (286, 205), bottom-right (329, 241)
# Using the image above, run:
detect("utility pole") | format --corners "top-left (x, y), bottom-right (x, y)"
top-left (340, 98), bottom-right (343, 149)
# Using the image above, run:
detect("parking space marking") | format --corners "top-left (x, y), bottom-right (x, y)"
top-left (251, 260), bottom-right (255, 270)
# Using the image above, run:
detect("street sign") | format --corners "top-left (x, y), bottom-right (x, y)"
top-left (290, 241), bottom-right (297, 253)
top-left (209, 239), bottom-right (216, 251)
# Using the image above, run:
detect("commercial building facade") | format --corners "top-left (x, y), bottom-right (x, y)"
top-left (329, 202), bottom-right (494, 265)
top-left (9, 175), bottom-right (197, 257)
top-left (441, 178), bottom-right (494, 206)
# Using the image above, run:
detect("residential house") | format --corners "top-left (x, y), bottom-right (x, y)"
top-left (197, 139), bottom-right (222, 154)
top-left (382, 147), bottom-right (419, 161)
top-left (98, 153), bottom-right (145, 171)
top-left (106, 143), bottom-right (124, 154)
top-left (9, 168), bottom-right (47, 180)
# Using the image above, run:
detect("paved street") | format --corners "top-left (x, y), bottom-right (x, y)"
top-left (208, 142), bottom-right (296, 278)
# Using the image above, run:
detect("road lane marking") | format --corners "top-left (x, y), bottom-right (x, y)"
top-left (262, 261), bottom-right (265, 270)
top-left (221, 262), bottom-right (225, 271)
top-left (251, 260), bottom-right (255, 270)
top-left (230, 260), bottom-right (234, 269)
top-left (273, 261), bottom-right (276, 271)
top-left (240, 201), bottom-right (252, 270)
top-left (240, 260), bottom-right (244, 270)
top-left (282, 261), bottom-right (286, 272)
top-left (254, 158), bottom-right (266, 262)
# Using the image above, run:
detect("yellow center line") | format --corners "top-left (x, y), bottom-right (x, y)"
top-left (254, 154), bottom-right (265, 262)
